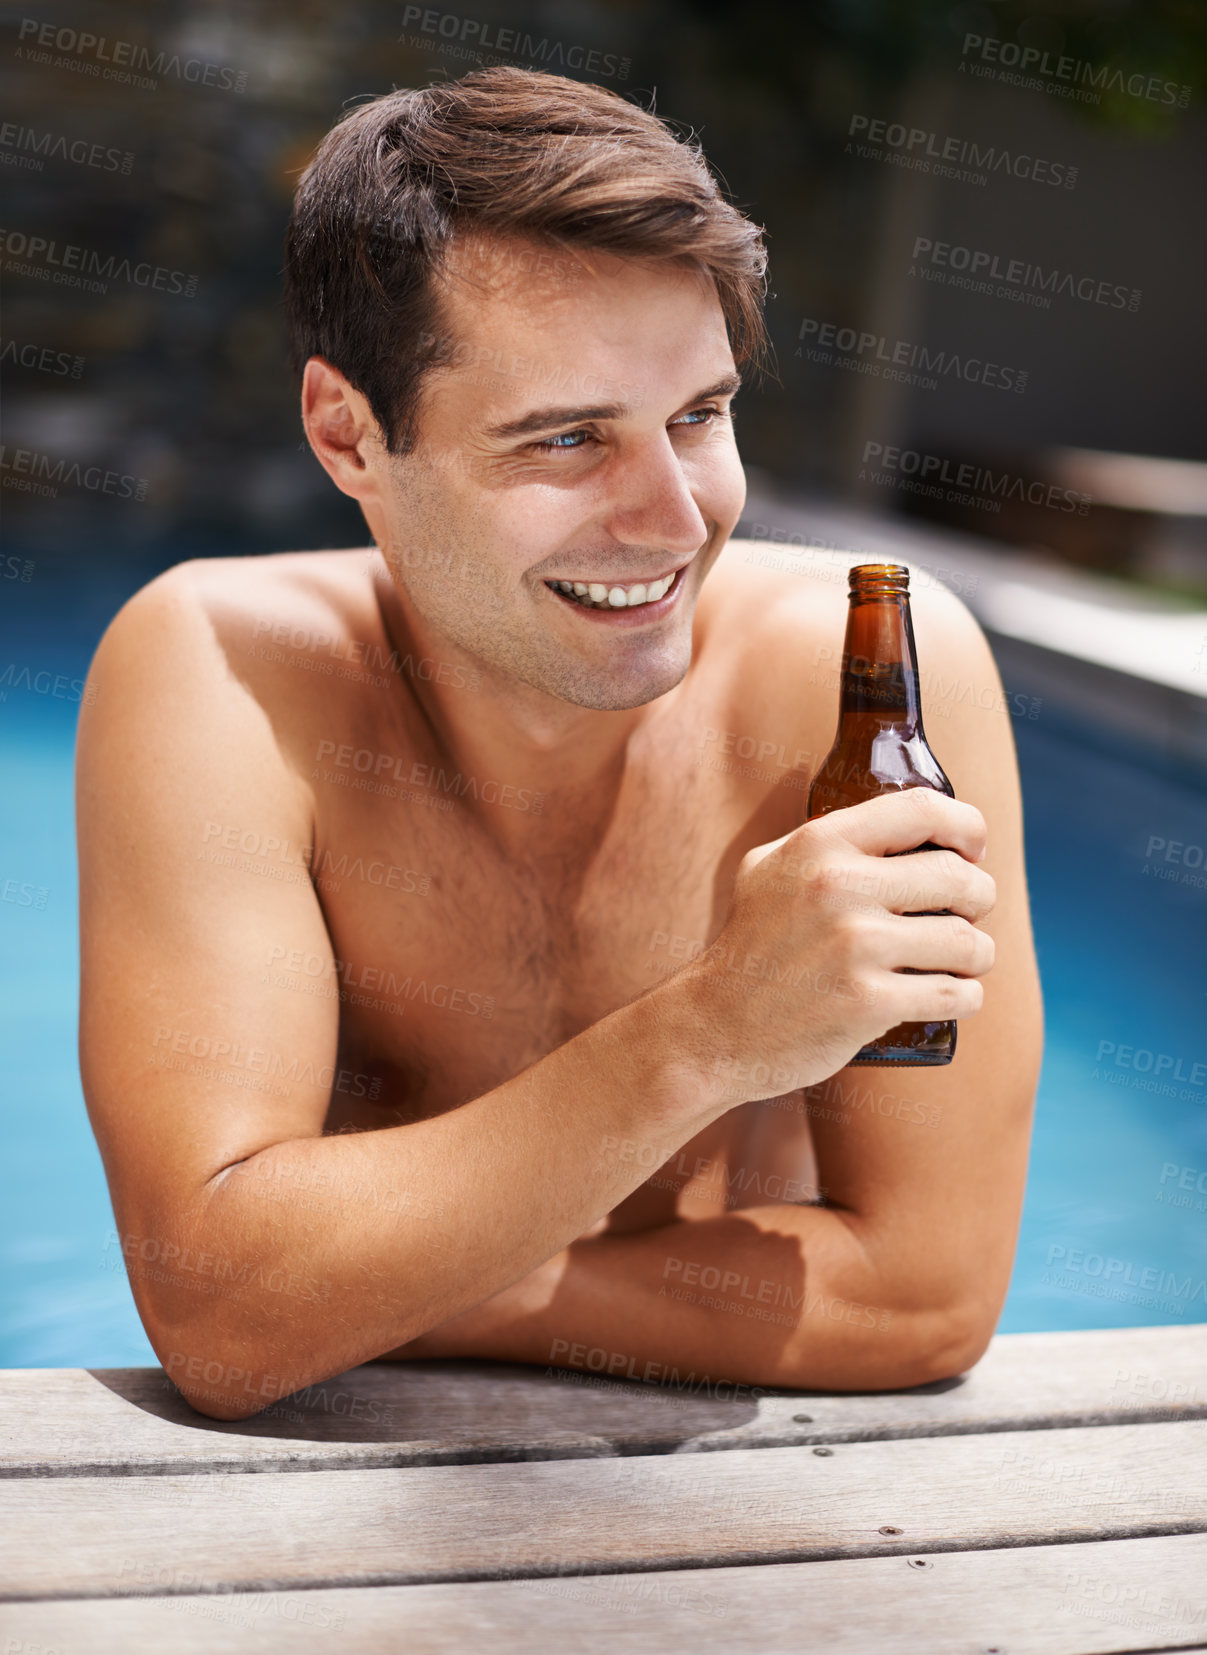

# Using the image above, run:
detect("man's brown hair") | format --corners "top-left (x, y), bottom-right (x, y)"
top-left (283, 66), bottom-right (769, 455)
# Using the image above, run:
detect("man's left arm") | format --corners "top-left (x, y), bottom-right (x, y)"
top-left (391, 582), bottom-right (1043, 1389)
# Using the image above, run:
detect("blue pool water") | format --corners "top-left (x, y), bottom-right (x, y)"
top-left (2, 583), bottom-right (1206, 1366)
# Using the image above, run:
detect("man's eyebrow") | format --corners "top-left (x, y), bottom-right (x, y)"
top-left (481, 372), bottom-right (743, 442)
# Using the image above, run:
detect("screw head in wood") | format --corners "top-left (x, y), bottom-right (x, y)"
top-left (792, 1413), bottom-right (813, 1423)
top-left (878, 1526), bottom-right (903, 1536)
top-left (907, 1558), bottom-right (933, 1569)
top-left (811, 1446), bottom-right (833, 1456)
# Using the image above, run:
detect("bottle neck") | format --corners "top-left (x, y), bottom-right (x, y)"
top-left (838, 591), bottom-right (923, 734)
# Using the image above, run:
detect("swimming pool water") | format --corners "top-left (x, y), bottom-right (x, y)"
top-left (998, 710), bottom-right (1207, 1334)
top-left (2, 612), bottom-right (1206, 1366)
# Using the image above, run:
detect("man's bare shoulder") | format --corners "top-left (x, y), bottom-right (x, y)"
top-left (701, 535), bottom-right (992, 679)
top-left (693, 536), bottom-right (1004, 768)
top-left (88, 546), bottom-right (392, 738)
top-left (83, 547), bottom-right (391, 822)
top-left (707, 534), bottom-right (981, 625)
top-left (101, 546), bottom-right (382, 665)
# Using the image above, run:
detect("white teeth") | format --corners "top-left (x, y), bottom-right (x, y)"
top-left (551, 570), bottom-right (679, 610)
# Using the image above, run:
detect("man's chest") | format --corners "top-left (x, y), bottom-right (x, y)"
top-left (305, 725), bottom-right (805, 1134)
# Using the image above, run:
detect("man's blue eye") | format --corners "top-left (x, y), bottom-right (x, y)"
top-left (534, 408), bottom-right (721, 453)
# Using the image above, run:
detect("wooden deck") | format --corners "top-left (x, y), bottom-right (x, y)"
top-left (2, 1323), bottom-right (1206, 1651)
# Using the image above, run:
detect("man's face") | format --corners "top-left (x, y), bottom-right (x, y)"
top-left (377, 236), bottom-right (747, 712)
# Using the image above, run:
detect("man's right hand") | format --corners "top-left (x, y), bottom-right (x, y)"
top-left (680, 788), bottom-right (997, 1106)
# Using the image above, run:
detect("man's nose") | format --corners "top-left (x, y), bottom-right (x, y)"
top-left (599, 434), bottom-right (709, 557)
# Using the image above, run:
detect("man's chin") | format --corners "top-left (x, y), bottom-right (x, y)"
top-left (441, 606), bottom-right (695, 711)
top-left (548, 653), bottom-right (692, 712)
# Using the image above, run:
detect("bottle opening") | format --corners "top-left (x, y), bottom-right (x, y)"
top-left (849, 562), bottom-right (910, 598)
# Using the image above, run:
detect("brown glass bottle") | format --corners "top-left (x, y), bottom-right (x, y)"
top-left (806, 563), bottom-right (956, 1065)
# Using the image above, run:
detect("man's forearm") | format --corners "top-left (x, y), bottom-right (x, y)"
top-left (394, 1204), bottom-right (973, 1393)
top-left (151, 975), bottom-right (730, 1417)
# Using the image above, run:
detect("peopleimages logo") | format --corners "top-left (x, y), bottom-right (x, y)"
top-left (1143, 835), bottom-right (1207, 891)
top-left (0, 122), bottom-right (133, 175)
top-left (860, 442), bottom-right (1090, 515)
top-left (846, 114), bottom-right (1077, 189)
top-left (15, 18), bottom-right (248, 93)
top-left (0, 336), bottom-right (84, 376)
top-left (1093, 1037), bottom-right (1206, 1102)
top-left (910, 238), bottom-right (1141, 314)
top-left (0, 662), bottom-right (94, 704)
top-left (797, 316), bottom-right (1027, 394)
top-left (400, 7), bottom-right (630, 79)
top-left (1045, 1243), bottom-right (1207, 1311)
top-left (960, 33), bottom-right (1191, 109)
top-left (0, 445), bottom-right (147, 501)
top-left (0, 227), bottom-right (197, 297)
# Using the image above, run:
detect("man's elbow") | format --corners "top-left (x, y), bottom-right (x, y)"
top-left (150, 1334), bottom-right (290, 1422)
top-left (777, 1299), bottom-right (996, 1393)
top-left (896, 1300), bottom-right (996, 1387)
top-left (179, 1385), bottom-right (271, 1424)
top-left (131, 1239), bottom-right (320, 1421)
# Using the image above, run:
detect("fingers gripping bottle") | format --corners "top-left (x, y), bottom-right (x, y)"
top-left (806, 562), bottom-right (956, 1065)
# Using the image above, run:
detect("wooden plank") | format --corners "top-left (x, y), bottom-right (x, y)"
top-left (2, 1533), bottom-right (1206, 1653)
top-left (3, 1323), bottom-right (1205, 1477)
top-left (2, 1421), bottom-right (1205, 1600)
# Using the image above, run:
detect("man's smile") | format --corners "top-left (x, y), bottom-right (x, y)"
top-left (542, 562), bottom-right (688, 619)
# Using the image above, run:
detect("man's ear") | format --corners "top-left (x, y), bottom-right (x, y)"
top-left (301, 356), bottom-right (386, 500)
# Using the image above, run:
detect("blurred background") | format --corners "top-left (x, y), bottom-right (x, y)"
top-left (2, 0), bottom-right (1206, 1366)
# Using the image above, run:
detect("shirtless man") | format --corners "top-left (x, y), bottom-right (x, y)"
top-left (76, 69), bottom-right (1041, 1420)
